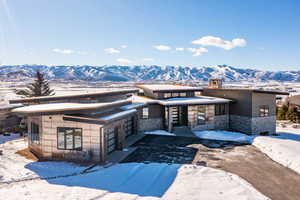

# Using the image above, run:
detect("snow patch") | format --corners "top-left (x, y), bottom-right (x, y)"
top-left (144, 130), bottom-right (175, 136)
top-left (193, 130), bottom-right (252, 143)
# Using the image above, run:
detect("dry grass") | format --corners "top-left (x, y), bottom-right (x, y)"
top-left (16, 148), bottom-right (39, 161)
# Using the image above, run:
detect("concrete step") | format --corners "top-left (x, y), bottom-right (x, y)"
top-left (172, 126), bottom-right (196, 137)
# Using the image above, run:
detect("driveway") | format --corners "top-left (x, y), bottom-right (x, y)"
top-left (122, 135), bottom-right (300, 200)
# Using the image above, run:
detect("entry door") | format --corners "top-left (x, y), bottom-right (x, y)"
top-left (106, 127), bottom-right (118, 154)
top-left (171, 106), bottom-right (188, 126)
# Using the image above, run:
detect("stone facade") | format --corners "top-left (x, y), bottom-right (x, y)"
top-left (229, 114), bottom-right (276, 135)
top-left (139, 118), bottom-right (164, 131)
top-left (229, 115), bottom-right (252, 134)
top-left (251, 116), bottom-right (276, 135)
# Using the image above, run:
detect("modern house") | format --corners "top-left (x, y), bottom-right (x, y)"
top-left (11, 81), bottom-right (288, 163)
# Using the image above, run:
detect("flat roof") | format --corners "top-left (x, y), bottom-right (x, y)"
top-left (203, 88), bottom-right (289, 95)
top-left (136, 84), bottom-right (203, 92)
top-left (9, 89), bottom-right (139, 104)
top-left (12, 100), bottom-right (130, 114)
top-left (158, 96), bottom-right (231, 106)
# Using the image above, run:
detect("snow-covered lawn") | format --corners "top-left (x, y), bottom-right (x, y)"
top-left (144, 130), bottom-right (175, 136)
top-left (0, 136), bottom-right (269, 200)
top-left (194, 127), bottom-right (300, 175)
top-left (0, 137), bottom-right (95, 183)
top-left (193, 130), bottom-right (252, 143)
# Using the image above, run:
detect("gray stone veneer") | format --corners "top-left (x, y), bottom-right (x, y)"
top-left (229, 115), bottom-right (276, 135)
top-left (139, 118), bottom-right (164, 132)
top-left (251, 116), bottom-right (276, 135)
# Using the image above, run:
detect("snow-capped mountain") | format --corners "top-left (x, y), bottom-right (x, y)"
top-left (0, 64), bottom-right (299, 82)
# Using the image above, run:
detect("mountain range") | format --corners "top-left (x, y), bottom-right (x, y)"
top-left (0, 64), bottom-right (299, 82)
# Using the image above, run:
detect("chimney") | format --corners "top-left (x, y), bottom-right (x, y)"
top-left (209, 78), bottom-right (223, 88)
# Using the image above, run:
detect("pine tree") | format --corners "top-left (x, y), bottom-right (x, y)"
top-left (15, 71), bottom-right (55, 97)
top-left (277, 104), bottom-right (288, 120)
top-left (286, 106), bottom-right (298, 122)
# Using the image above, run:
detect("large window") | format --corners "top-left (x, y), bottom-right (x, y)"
top-left (164, 93), bottom-right (172, 98)
top-left (215, 104), bottom-right (226, 115)
top-left (30, 122), bottom-right (40, 143)
top-left (142, 107), bottom-right (149, 119)
top-left (57, 127), bottom-right (82, 150)
top-left (259, 105), bottom-right (269, 117)
top-left (197, 106), bottom-right (206, 125)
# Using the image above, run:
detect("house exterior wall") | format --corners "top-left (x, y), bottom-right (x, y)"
top-left (0, 110), bottom-right (20, 129)
top-left (27, 115), bottom-right (103, 162)
top-left (251, 93), bottom-right (276, 135)
top-left (203, 89), bottom-right (277, 135)
top-left (187, 105), bottom-right (229, 131)
top-left (137, 105), bottom-right (164, 131)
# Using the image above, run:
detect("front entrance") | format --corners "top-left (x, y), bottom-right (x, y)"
top-left (171, 106), bottom-right (188, 126)
top-left (106, 127), bottom-right (118, 154)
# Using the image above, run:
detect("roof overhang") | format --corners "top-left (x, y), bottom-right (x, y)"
top-left (63, 109), bottom-right (137, 125)
top-left (11, 100), bottom-right (131, 115)
top-left (9, 89), bottom-right (139, 104)
top-left (136, 84), bottom-right (203, 93)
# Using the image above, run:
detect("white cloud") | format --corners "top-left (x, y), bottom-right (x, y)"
top-left (175, 47), bottom-right (185, 51)
top-left (153, 45), bottom-right (171, 51)
top-left (142, 58), bottom-right (155, 62)
top-left (52, 49), bottom-right (76, 55)
top-left (104, 48), bottom-right (120, 54)
top-left (192, 36), bottom-right (247, 50)
top-left (121, 45), bottom-right (127, 49)
top-left (116, 58), bottom-right (132, 64)
top-left (187, 47), bottom-right (208, 56)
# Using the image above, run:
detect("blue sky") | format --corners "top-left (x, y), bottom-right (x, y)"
top-left (0, 0), bottom-right (300, 71)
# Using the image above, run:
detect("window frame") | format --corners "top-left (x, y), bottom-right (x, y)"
top-left (142, 107), bottom-right (149, 119)
top-left (215, 104), bottom-right (226, 116)
top-left (259, 105), bottom-right (269, 117)
top-left (57, 127), bottom-right (83, 151)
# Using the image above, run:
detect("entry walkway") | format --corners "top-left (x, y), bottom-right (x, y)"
top-left (172, 126), bottom-right (197, 138)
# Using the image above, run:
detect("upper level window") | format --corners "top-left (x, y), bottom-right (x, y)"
top-left (142, 107), bottom-right (149, 119)
top-left (180, 93), bottom-right (186, 97)
top-left (172, 93), bottom-right (179, 97)
top-left (164, 93), bottom-right (171, 98)
top-left (30, 122), bottom-right (40, 144)
top-left (57, 127), bottom-right (82, 150)
top-left (259, 105), bottom-right (269, 117)
top-left (215, 104), bottom-right (226, 115)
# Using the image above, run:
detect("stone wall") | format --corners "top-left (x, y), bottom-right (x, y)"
top-left (139, 118), bottom-right (163, 131)
top-left (251, 116), bottom-right (276, 135)
top-left (229, 115), bottom-right (252, 134)
top-left (214, 115), bottom-right (229, 130)
top-left (229, 114), bottom-right (276, 135)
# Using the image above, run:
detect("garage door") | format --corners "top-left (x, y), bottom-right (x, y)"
top-left (124, 117), bottom-right (134, 138)
top-left (106, 127), bottom-right (117, 154)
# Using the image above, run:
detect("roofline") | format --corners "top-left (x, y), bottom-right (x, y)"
top-left (9, 89), bottom-right (139, 104)
top-left (12, 100), bottom-right (131, 115)
top-left (203, 88), bottom-right (289, 95)
top-left (136, 84), bottom-right (203, 93)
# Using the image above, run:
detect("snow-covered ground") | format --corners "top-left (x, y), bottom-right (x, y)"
top-left (0, 135), bottom-right (269, 200)
top-left (194, 127), bottom-right (300, 175)
top-left (144, 130), bottom-right (175, 136)
top-left (194, 130), bottom-right (252, 143)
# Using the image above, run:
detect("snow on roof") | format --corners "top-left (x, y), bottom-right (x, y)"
top-left (12, 100), bottom-right (130, 114)
top-left (98, 109), bottom-right (136, 121)
top-left (137, 84), bottom-right (203, 92)
top-left (0, 103), bottom-right (23, 111)
top-left (132, 95), bottom-right (160, 104)
top-left (120, 102), bottom-right (146, 110)
top-left (158, 96), bottom-right (231, 106)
